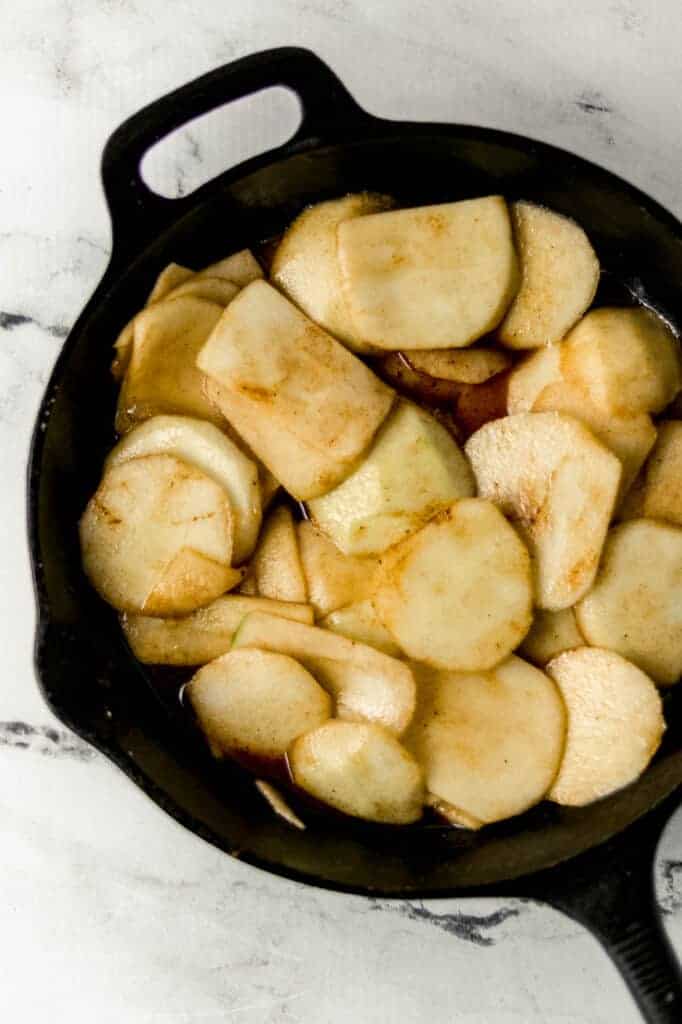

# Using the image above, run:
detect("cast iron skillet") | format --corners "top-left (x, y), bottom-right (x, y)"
top-left (28, 47), bottom-right (682, 1022)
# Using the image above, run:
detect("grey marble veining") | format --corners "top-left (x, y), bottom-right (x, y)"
top-left (2, 2), bottom-right (682, 1021)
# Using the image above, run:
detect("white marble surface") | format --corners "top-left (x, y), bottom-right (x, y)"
top-left (2, 2), bottom-right (682, 1021)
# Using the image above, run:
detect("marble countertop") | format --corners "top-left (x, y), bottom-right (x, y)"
top-left (2, 2), bottom-right (682, 1021)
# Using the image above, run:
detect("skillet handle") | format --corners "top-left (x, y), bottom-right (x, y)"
top-left (101, 47), bottom-right (369, 261)
top-left (520, 793), bottom-right (682, 1023)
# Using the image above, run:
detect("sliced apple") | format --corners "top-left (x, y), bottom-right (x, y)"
top-left (404, 347), bottom-right (512, 384)
top-left (547, 648), bottom-right (664, 806)
top-left (519, 607), bottom-right (584, 667)
top-left (297, 521), bottom-right (378, 616)
top-left (373, 352), bottom-right (462, 404)
top-left (576, 518), bottom-right (682, 685)
top-left (620, 421), bottom-right (682, 526)
top-left (320, 599), bottom-right (402, 657)
top-left (404, 656), bottom-right (566, 824)
top-left (465, 413), bottom-right (621, 610)
top-left (498, 201), bottom-right (599, 349)
top-left (146, 262), bottom-right (193, 303)
top-left (187, 648), bottom-right (331, 760)
top-left (288, 720), bottom-right (424, 824)
top-left (232, 612), bottom-right (416, 735)
top-left (116, 296), bottom-right (224, 433)
top-left (163, 276), bottom-right (239, 307)
top-left (374, 499), bottom-right (532, 671)
top-left (242, 505), bottom-right (307, 603)
top-left (199, 249), bottom-right (264, 287)
top-left (255, 780), bottom-right (305, 830)
top-left (339, 196), bottom-right (518, 350)
top-left (271, 193), bottom-right (392, 353)
top-left (426, 794), bottom-right (483, 830)
top-left (106, 415), bottom-right (261, 564)
top-left (197, 280), bottom-right (394, 500)
top-left (562, 307), bottom-right (681, 416)
top-left (308, 400), bottom-right (474, 556)
top-left (122, 595), bottom-right (314, 666)
top-left (506, 345), bottom-right (562, 414)
top-left (80, 453), bottom-right (234, 615)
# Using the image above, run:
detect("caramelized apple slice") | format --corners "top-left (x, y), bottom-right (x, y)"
top-left (320, 599), bottom-right (401, 657)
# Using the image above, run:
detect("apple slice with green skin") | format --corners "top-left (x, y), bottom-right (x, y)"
top-left (404, 656), bottom-right (566, 825)
top-left (297, 521), bottom-right (379, 616)
top-left (288, 720), bottom-right (424, 824)
top-left (374, 499), bottom-right (532, 671)
top-left (498, 201), bottom-right (599, 350)
top-left (80, 453), bottom-right (234, 616)
top-left (338, 197), bottom-right (518, 350)
top-left (271, 193), bottom-right (392, 354)
top-left (122, 596), bottom-right (314, 666)
top-left (187, 649), bottom-right (331, 763)
top-left (519, 607), bottom-right (584, 667)
top-left (620, 421), bottom-right (682, 525)
top-left (116, 296), bottom-right (225, 433)
top-left (465, 412), bottom-right (621, 610)
top-left (308, 400), bottom-right (474, 557)
top-left (403, 347), bottom-right (512, 384)
top-left (106, 415), bottom-right (261, 565)
top-left (547, 648), bottom-right (664, 807)
top-left (576, 518), bottom-right (682, 685)
top-left (232, 612), bottom-right (416, 735)
top-left (197, 280), bottom-right (394, 501)
top-left (320, 599), bottom-right (401, 657)
top-left (562, 307), bottom-right (681, 416)
top-left (240, 505), bottom-right (307, 603)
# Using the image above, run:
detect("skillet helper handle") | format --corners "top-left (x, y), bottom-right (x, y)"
top-left (522, 794), bottom-right (682, 1023)
top-left (101, 47), bottom-right (368, 262)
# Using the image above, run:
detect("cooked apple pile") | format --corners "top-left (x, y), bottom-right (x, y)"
top-left (80, 193), bottom-right (681, 830)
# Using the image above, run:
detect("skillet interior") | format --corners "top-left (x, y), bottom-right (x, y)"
top-left (29, 124), bottom-right (682, 896)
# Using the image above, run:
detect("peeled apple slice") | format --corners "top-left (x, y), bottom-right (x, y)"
top-left (241, 505), bottom-right (307, 603)
top-left (122, 595), bottom-right (314, 666)
top-left (465, 413), bottom-right (621, 610)
top-left (576, 518), bottom-right (682, 685)
top-left (197, 281), bottom-right (394, 500)
top-left (620, 421), bottom-right (682, 525)
top-left (547, 648), bottom-right (664, 806)
top-left (232, 612), bottom-right (416, 735)
top-left (187, 648), bottom-right (331, 760)
top-left (198, 249), bottom-right (264, 287)
top-left (163, 276), bottom-right (239, 307)
top-left (80, 453), bottom-right (234, 616)
top-left (498, 201), bottom-right (599, 349)
top-left (112, 262), bottom-right (193, 380)
top-left (308, 400), bottom-right (474, 556)
top-left (374, 499), bottom-right (533, 671)
top-left (116, 296), bottom-right (224, 433)
top-left (320, 599), bottom-right (402, 657)
top-left (404, 347), bottom-right (511, 384)
top-left (506, 345), bottom-right (562, 414)
top-left (106, 415), bottom-right (261, 564)
top-left (271, 193), bottom-right (392, 353)
top-left (255, 780), bottom-right (305, 830)
top-left (404, 657), bottom-right (566, 825)
top-left (288, 720), bottom-right (424, 824)
top-left (339, 196), bottom-right (518, 350)
top-left (519, 607), bottom-right (584, 667)
top-left (297, 521), bottom-right (378, 616)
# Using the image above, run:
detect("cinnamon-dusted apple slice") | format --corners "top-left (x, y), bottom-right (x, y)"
top-left (547, 648), bottom-right (664, 806)
top-left (506, 344), bottom-right (562, 414)
top-left (404, 347), bottom-right (512, 384)
top-left (232, 612), bottom-right (416, 735)
top-left (116, 296), bottom-right (224, 433)
top-left (289, 721), bottom-right (424, 824)
top-left (339, 197), bottom-right (518, 350)
top-left (122, 595), bottom-right (314, 666)
top-left (308, 401), bottom-right (474, 556)
top-left (498, 201), bottom-right (599, 349)
top-left (519, 608), bottom-right (584, 667)
top-left (241, 505), bottom-right (307, 603)
top-left (271, 193), bottom-right (392, 353)
top-left (80, 453), bottom-right (234, 616)
top-left (465, 413), bottom-right (621, 610)
top-left (320, 599), bottom-right (401, 657)
top-left (187, 649), bottom-right (331, 761)
top-left (404, 657), bottom-right (566, 825)
top-left (297, 521), bottom-right (378, 616)
top-left (374, 499), bottom-right (532, 671)
top-left (576, 519), bottom-right (682, 685)
top-left (620, 421), bottom-right (682, 525)
top-left (106, 415), bottom-right (261, 564)
top-left (197, 281), bottom-right (394, 500)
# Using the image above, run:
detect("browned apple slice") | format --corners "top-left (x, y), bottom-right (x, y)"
top-left (288, 720), bottom-right (424, 824)
top-left (374, 499), bottom-right (532, 671)
top-left (547, 648), bottom-right (664, 806)
top-left (297, 521), bottom-right (378, 616)
top-left (255, 780), bottom-right (305, 830)
top-left (199, 249), bottom-right (264, 287)
top-left (320, 599), bottom-right (402, 657)
top-left (187, 648), bottom-right (331, 760)
top-left (404, 347), bottom-right (512, 384)
top-left (163, 276), bottom-right (239, 307)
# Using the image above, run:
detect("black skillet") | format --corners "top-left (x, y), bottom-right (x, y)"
top-left (28, 47), bottom-right (682, 1022)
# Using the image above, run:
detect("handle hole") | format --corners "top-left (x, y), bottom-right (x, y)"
top-left (140, 86), bottom-right (302, 199)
